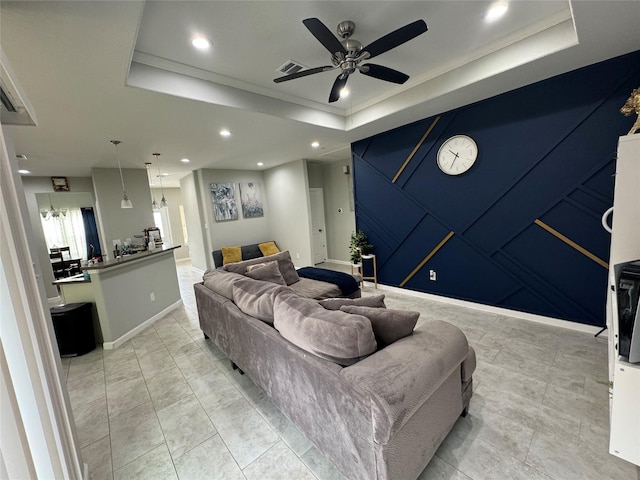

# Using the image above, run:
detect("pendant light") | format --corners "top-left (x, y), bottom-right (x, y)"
top-left (153, 152), bottom-right (168, 208)
top-left (145, 161), bottom-right (160, 211)
top-left (40, 193), bottom-right (67, 220)
top-left (111, 140), bottom-right (133, 209)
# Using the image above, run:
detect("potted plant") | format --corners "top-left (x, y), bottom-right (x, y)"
top-left (349, 230), bottom-right (373, 265)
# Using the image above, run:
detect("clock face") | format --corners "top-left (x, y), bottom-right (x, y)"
top-left (437, 135), bottom-right (478, 175)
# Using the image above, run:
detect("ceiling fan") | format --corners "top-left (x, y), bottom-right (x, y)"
top-left (274, 17), bottom-right (428, 103)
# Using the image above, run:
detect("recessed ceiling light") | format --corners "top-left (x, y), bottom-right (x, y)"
top-left (180, 158), bottom-right (190, 163)
top-left (485, 1), bottom-right (508, 22)
top-left (220, 129), bottom-right (231, 137)
top-left (192, 36), bottom-right (211, 50)
top-left (18, 169), bottom-right (30, 174)
top-left (311, 141), bottom-right (320, 148)
top-left (257, 162), bottom-right (264, 166)
top-left (339, 87), bottom-right (350, 98)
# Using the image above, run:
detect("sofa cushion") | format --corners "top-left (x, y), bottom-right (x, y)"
top-left (202, 269), bottom-right (246, 300)
top-left (259, 241), bottom-right (280, 256)
top-left (221, 246), bottom-right (242, 265)
top-left (340, 305), bottom-right (419, 347)
top-left (244, 261), bottom-right (286, 285)
top-left (225, 250), bottom-right (300, 286)
top-left (241, 243), bottom-right (263, 260)
top-left (274, 293), bottom-right (377, 366)
top-left (232, 278), bottom-right (292, 324)
top-left (319, 294), bottom-right (386, 310)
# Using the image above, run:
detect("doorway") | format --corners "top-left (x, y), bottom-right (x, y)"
top-left (309, 188), bottom-right (328, 264)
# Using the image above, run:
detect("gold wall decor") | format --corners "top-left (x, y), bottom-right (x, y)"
top-left (534, 219), bottom-right (608, 269)
top-left (399, 230), bottom-right (454, 287)
top-left (392, 116), bottom-right (440, 183)
top-left (620, 87), bottom-right (640, 135)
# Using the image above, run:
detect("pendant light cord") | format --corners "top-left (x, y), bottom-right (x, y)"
top-left (111, 140), bottom-right (127, 194)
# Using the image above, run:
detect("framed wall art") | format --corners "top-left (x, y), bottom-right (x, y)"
top-left (51, 176), bottom-right (69, 192)
top-left (210, 183), bottom-right (238, 222)
top-left (240, 181), bottom-right (264, 218)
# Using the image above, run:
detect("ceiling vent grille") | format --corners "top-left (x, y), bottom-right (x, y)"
top-left (1, 50), bottom-right (37, 125)
top-left (276, 60), bottom-right (307, 75)
top-left (0, 85), bottom-right (16, 112)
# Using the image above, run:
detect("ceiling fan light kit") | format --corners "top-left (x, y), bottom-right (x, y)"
top-left (274, 17), bottom-right (428, 103)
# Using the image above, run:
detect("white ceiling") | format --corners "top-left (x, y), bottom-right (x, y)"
top-left (1, 1), bottom-right (639, 187)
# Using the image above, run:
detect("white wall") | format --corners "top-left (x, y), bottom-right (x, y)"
top-left (180, 171), bottom-right (208, 271)
top-left (264, 159), bottom-right (313, 267)
top-left (322, 161), bottom-right (356, 262)
top-left (91, 168), bottom-right (154, 257)
top-left (150, 187), bottom-right (189, 260)
top-left (198, 169), bottom-right (271, 255)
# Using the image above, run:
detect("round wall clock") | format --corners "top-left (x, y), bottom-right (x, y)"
top-left (436, 135), bottom-right (478, 175)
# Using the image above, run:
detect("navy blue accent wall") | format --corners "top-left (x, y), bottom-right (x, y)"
top-left (352, 51), bottom-right (640, 326)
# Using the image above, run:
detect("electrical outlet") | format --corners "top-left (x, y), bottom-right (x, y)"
top-left (296, 253), bottom-right (300, 259)
top-left (429, 270), bottom-right (437, 281)
top-left (150, 292), bottom-right (155, 302)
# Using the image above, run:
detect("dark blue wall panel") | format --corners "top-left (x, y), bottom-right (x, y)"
top-left (352, 50), bottom-right (640, 325)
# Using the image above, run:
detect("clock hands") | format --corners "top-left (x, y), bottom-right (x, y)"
top-left (448, 149), bottom-right (460, 167)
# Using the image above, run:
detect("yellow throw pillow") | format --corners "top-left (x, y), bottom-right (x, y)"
top-left (258, 241), bottom-right (280, 256)
top-left (221, 246), bottom-right (242, 265)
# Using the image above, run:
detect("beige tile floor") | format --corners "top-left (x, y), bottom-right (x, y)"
top-left (61, 260), bottom-right (640, 480)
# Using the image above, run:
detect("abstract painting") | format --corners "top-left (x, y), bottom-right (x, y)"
top-left (240, 182), bottom-right (264, 218)
top-left (210, 183), bottom-right (238, 222)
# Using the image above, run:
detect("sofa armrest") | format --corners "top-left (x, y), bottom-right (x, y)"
top-left (340, 319), bottom-right (471, 444)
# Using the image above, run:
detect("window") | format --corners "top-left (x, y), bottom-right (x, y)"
top-left (40, 208), bottom-right (87, 259)
top-left (153, 207), bottom-right (172, 244)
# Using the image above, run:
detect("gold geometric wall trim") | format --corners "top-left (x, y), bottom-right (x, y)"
top-left (400, 231), bottom-right (454, 287)
top-left (534, 219), bottom-right (609, 269)
top-left (392, 116), bottom-right (440, 184)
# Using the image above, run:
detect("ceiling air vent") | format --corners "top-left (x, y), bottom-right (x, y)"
top-left (0, 85), bottom-right (16, 112)
top-left (1, 49), bottom-right (37, 126)
top-left (276, 60), bottom-right (307, 75)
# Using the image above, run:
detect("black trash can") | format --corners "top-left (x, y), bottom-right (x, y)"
top-left (50, 302), bottom-right (96, 357)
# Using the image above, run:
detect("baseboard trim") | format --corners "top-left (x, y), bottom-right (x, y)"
top-left (102, 299), bottom-right (183, 349)
top-left (191, 266), bottom-right (205, 276)
top-left (326, 259), bottom-right (351, 266)
top-left (375, 283), bottom-right (607, 337)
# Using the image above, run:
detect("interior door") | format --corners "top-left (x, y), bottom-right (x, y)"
top-left (309, 188), bottom-right (328, 264)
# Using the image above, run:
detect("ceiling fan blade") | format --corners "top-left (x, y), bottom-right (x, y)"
top-left (274, 65), bottom-right (335, 83)
top-left (329, 75), bottom-right (349, 103)
top-left (303, 18), bottom-right (347, 55)
top-left (362, 19), bottom-right (427, 59)
top-left (360, 63), bottom-right (409, 84)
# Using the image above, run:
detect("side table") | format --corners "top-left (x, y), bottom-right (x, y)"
top-left (353, 254), bottom-right (377, 289)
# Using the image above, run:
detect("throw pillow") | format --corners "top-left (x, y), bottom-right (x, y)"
top-left (202, 269), bottom-right (246, 300)
top-left (244, 261), bottom-right (286, 285)
top-left (232, 278), bottom-right (292, 324)
top-left (319, 294), bottom-right (386, 311)
top-left (258, 241), bottom-right (280, 256)
top-left (225, 250), bottom-right (300, 286)
top-left (340, 306), bottom-right (419, 347)
top-left (274, 293), bottom-right (377, 366)
top-left (221, 246), bottom-right (242, 265)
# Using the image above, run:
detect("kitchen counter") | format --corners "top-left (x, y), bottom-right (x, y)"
top-left (82, 244), bottom-right (181, 271)
top-left (62, 244), bottom-right (182, 348)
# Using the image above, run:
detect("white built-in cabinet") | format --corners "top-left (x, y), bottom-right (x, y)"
top-left (607, 134), bottom-right (640, 466)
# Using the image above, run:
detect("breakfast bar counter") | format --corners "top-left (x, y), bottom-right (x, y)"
top-left (59, 245), bottom-right (182, 348)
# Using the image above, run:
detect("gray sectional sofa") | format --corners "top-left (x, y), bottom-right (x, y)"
top-left (195, 252), bottom-right (475, 480)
